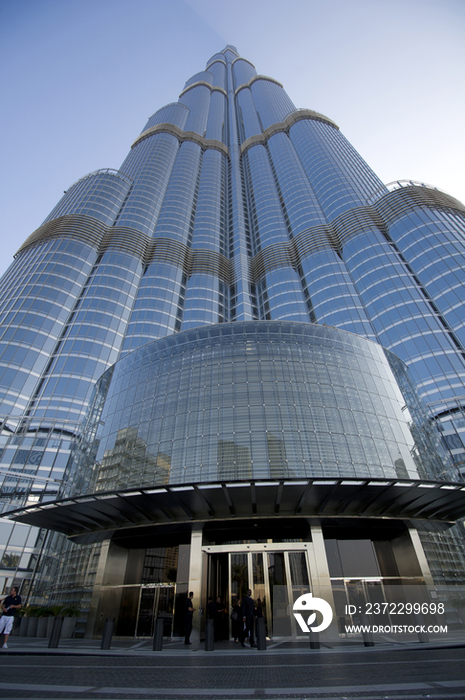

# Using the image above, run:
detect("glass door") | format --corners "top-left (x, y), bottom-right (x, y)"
top-left (267, 551), bottom-right (289, 637)
top-left (252, 552), bottom-right (267, 636)
top-left (230, 553), bottom-right (248, 601)
top-left (342, 579), bottom-right (391, 627)
top-left (135, 584), bottom-right (175, 637)
top-left (218, 547), bottom-right (313, 639)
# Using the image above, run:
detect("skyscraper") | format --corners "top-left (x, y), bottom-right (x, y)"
top-left (3, 46), bottom-right (465, 639)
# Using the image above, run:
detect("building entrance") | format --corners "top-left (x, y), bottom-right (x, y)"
top-left (204, 543), bottom-right (313, 639)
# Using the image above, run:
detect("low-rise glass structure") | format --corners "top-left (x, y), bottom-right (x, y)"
top-left (70, 322), bottom-right (440, 491)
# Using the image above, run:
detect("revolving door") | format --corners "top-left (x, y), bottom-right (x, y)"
top-left (204, 543), bottom-right (313, 638)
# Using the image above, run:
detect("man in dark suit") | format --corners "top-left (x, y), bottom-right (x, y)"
top-left (241, 589), bottom-right (256, 647)
top-left (184, 591), bottom-right (195, 645)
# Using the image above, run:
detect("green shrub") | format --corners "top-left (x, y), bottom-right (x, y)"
top-left (450, 595), bottom-right (465, 610)
top-left (60, 605), bottom-right (81, 618)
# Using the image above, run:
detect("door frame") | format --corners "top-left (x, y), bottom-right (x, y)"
top-left (135, 582), bottom-right (176, 638)
top-left (203, 542), bottom-right (314, 639)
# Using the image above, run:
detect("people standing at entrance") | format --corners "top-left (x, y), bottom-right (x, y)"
top-left (215, 596), bottom-right (226, 641)
top-left (241, 589), bottom-right (256, 647)
top-left (207, 596), bottom-right (219, 641)
top-left (207, 596), bottom-right (216, 620)
top-left (0, 587), bottom-right (21, 648)
top-left (184, 591), bottom-right (195, 645)
top-left (231, 597), bottom-right (242, 643)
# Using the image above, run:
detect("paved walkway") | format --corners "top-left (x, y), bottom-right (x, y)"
top-left (4, 627), bottom-right (465, 655)
top-left (0, 633), bottom-right (464, 699)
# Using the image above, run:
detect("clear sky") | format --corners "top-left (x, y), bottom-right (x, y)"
top-left (1, 0), bottom-right (464, 279)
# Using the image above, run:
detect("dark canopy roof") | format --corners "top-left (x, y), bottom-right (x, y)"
top-left (7, 477), bottom-right (465, 544)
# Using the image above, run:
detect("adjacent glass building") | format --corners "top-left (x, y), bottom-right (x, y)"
top-left (2, 46), bottom-right (465, 639)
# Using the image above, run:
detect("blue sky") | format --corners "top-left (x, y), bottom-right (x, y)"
top-left (1, 0), bottom-right (464, 278)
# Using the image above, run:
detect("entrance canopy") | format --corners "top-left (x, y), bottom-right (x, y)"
top-left (7, 477), bottom-right (465, 544)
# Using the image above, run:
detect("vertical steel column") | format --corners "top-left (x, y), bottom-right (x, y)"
top-left (308, 523), bottom-right (337, 634)
top-left (84, 540), bottom-right (111, 639)
top-left (408, 528), bottom-right (436, 590)
top-left (188, 526), bottom-right (204, 646)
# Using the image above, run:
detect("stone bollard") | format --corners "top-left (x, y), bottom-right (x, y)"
top-left (153, 617), bottom-right (164, 651)
top-left (48, 616), bottom-right (63, 648)
top-left (360, 614), bottom-right (374, 647)
top-left (309, 629), bottom-right (320, 649)
top-left (256, 617), bottom-right (266, 650)
top-left (205, 618), bottom-right (214, 651)
top-left (101, 618), bottom-right (114, 650)
top-left (36, 617), bottom-right (48, 638)
top-left (27, 617), bottom-right (38, 637)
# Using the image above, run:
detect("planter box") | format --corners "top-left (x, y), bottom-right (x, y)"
top-left (61, 617), bottom-right (76, 639)
top-left (27, 617), bottom-right (38, 637)
top-left (46, 616), bottom-right (55, 638)
top-left (36, 617), bottom-right (49, 638)
top-left (10, 616), bottom-right (21, 636)
top-left (18, 617), bottom-right (29, 637)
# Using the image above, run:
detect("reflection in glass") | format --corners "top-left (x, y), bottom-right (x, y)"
top-left (346, 579), bottom-right (366, 619)
top-left (288, 552), bottom-right (309, 586)
top-left (230, 553), bottom-right (248, 602)
top-left (136, 585), bottom-right (175, 638)
top-left (365, 581), bottom-right (390, 626)
top-left (0, 552), bottom-right (20, 569)
top-left (252, 552), bottom-right (267, 635)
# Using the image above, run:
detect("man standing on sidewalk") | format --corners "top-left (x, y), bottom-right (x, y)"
top-left (0, 587), bottom-right (21, 648)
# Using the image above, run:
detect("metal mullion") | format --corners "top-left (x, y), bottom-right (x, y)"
top-left (284, 551), bottom-right (297, 638)
top-left (263, 551), bottom-right (272, 639)
top-left (228, 552), bottom-right (232, 640)
top-left (134, 585), bottom-right (143, 639)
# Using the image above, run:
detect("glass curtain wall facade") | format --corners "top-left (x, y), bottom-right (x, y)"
top-left (1, 46), bottom-right (465, 634)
